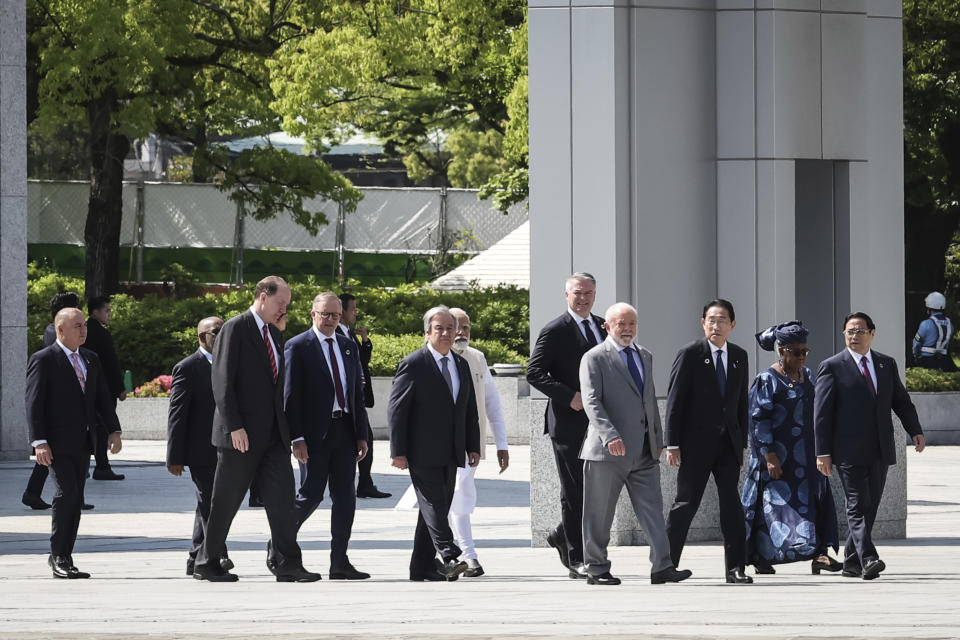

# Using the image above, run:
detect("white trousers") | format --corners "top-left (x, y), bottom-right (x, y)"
top-left (449, 465), bottom-right (478, 560)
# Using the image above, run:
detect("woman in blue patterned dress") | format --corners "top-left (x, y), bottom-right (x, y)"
top-left (741, 322), bottom-right (841, 575)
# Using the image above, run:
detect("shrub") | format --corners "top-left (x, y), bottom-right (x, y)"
top-left (905, 367), bottom-right (960, 392)
top-left (367, 334), bottom-right (527, 377)
top-left (134, 374), bottom-right (173, 397)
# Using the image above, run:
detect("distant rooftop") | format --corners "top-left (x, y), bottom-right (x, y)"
top-left (430, 220), bottom-right (529, 291)
top-left (223, 131), bottom-right (384, 156)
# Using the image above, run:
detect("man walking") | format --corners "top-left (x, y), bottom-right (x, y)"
top-left (814, 312), bottom-right (925, 580)
top-left (664, 299), bottom-right (752, 583)
top-left (84, 295), bottom-right (126, 481)
top-left (388, 306), bottom-right (480, 581)
top-left (579, 302), bottom-right (691, 586)
top-left (526, 272), bottom-right (606, 578)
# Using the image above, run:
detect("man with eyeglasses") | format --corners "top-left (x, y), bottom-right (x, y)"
top-left (166, 316), bottom-right (235, 576)
top-left (813, 312), bottom-right (926, 581)
top-left (664, 299), bottom-right (752, 584)
top-left (269, 292), bottom-right (371, 580)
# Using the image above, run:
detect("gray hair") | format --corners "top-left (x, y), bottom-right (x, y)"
top-left (565, 272), bottom-right (596, 292)
top-left (423, 305), bottom-right (458, 334)
top-left (312, 291), bottom-right (342, 311)
top-left (448, 307), bottom-right (469, 321)
top-left (604, 302), bottom-right (637, 323)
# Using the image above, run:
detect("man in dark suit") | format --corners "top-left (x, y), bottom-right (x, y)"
top-left (84, 295), bottom-right (126, 481)
top-left (23, 291), bottom-right (92, 511)
top-left (193, 276), bottom-right (319, 583)
top-left (814, 311), bottom-right (925, 580)
top-left (166, 315), bottom-right (234, 576)
top-left (388, 305), bottom-right (481, 581)
top-left (271, 292), bottom-right (371, 580)
top-left (526, 272), bottom-right (606, 578)
top-left (664, 299), bottom-right (752, 583)
top-left (26, 308), bottom-right (123, 579)
top-left (337, 292), bottom-right (389, 499)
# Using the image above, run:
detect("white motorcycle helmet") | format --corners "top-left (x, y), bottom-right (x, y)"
top-left (925, 291), bottom-right (947, 310)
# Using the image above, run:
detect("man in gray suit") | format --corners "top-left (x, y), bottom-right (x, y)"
top-left (578, 303), bottom-right (692, 586)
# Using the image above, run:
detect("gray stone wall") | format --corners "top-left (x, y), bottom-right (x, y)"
top-left (0, 0), bottom-right (28, 461)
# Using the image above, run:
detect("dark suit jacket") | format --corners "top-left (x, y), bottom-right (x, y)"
top-left (284, 328), bottom-right (370, 448)
top-left (336, 325), bottom-right (375, 408)
top-left (211, 310), bottom-right (290, 449)
top-left (166, 349), bottom-right (218, 468)
top-left (664, 339), bottom-right (750, 453)
top-left (26, 344), bottom-right (121, 455)
top-left (526, 311), bottom-right (607, 441)
top-left (388, 346), bottom-right (480, 467)
top-left (813, 349), bottom-right (923, 466)
top-left (43, 323), bottom-right (57, 348)
top-left (84, 318), bottom-right (123, 399)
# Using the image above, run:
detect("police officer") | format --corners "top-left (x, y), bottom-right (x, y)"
top-left (912, 292), bottom-right (958, 371)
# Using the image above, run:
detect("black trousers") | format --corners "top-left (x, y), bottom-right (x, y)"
top-left (92, 396), bottom-right (117, 470)
top-left (357, 424), bottom-right (375, 488)
top-left (550, 436), bottom-right (585, 565)
top-left (666, 431), bottom-right (746, 571)
top-left (197, 437), bottom-right (302, 572)
top-left (272, 418), bottom-right (357, 568)
top-left (24, 462), bottom-right (49, 498)
top-left (836, 461), bottom-right (888, 570)
top-left (47, 452), bottom-right (89, 557)
top-left (187, 465), bottom-right (217, 561)
top-left (408, 463), bottom-right (461, 573)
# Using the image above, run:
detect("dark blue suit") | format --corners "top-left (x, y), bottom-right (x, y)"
top-left (813, 349), bottom-right (922, 570)
top-left (279, 328), bottom-right (369, 569)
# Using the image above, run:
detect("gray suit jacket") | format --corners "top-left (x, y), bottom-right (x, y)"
top-left (578, 338), bottom-right (663, 462)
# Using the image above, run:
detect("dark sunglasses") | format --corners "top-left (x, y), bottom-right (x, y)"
top-left (202, 327), bottom-right (222, 336)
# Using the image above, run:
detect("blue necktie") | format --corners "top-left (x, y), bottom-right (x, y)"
top-left (625, 348), bottom-right (644, 397)
top-left (716, 350), bottom-right (727, 398)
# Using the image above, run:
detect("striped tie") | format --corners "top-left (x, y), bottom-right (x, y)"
top-left (263, 324), bottom-right (278, 383)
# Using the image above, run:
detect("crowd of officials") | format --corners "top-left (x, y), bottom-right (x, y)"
top-left (24, 273), bottom-right (930, 584)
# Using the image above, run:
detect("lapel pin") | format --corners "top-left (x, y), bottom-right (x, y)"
top-left (878, 363), bottom-right (884, 368)
top-left (345, 349), bottom-right (351, 356)
top-left (704, 358), bottom-right (711, 364)
top-left (733, 362), bottom-right (738, 369)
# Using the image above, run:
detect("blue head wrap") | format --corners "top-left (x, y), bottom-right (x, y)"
top-left (755, 321), bottom-right (808, 352)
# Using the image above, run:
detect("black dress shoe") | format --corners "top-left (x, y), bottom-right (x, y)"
top-left (811, 556), bottom-right (843, 574)
top-left (265, 540), bottom-right (278, 575)
top-left (48, 555), bottom-right (89, 579)
top-left (725, 568), bottom-right (753, 584)
top-left (276, 567), bottom-right (322, 583)
top-left (22, 494), bottom-right (51, 510)
top-left (546, 527), bottom-right (570, 570)
top-left (186, 560), bottom-right (195, 576)
top-left (568, 562), bottom-right (589, 579)
top-left (438, 558), bottom-right (468, 580)
top-left (219, 556), bottom-right (234, 571)
top-left (463, 564), bottom-right (485, 578)
top-left (193, 562), bottom-right (238, 582)
top-left (862, 559), bottom-right (886, 580)
top-left (329, 561), bottom-right (370, 580)
top-left (409, 569), bottom-right (447, 581)
top-left (754, 563), bottom-right (776, 575)
top-left (81, 503), bottom-right (94, 510)
top-left (92, 468), bottom-right (125, 481)
top-left (356, 484), bottom-right (392, 499)
top-left (651, 566), bottom-right (693, 584)
top-left (841, 568), bottom-right (863, 578)
top-left (586, 571), bottom-right (621, 585)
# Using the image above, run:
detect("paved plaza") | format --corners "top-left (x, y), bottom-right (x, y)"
top-left (0, 442), bottom-right (957, 639)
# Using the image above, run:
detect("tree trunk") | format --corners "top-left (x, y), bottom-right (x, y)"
top-left (84, 91), bottom-right (130, 298)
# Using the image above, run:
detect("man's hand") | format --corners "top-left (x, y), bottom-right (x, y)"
top-left (817, 455), bottom-right (832, 477)
top-left (569, 392), bottom-right (583, 411)
top-left (667, 448), bottom-right (681, 467)
top-left (356, 440), bottom-right (369, 462)
top-left (496, 449), bottom-right (509, 474)
top-left (34, 443), bottom-right (52, 466)
top-left (468, 452), bottom-right (480, 467)
top-left (119, 390), bottom-right (127, 401)
top-left (764, 452), bottom-right (782, 479)
top-left (607, 437), bottom-right (626, 456)
top-left (167, 464), bottom-right (184, 477)
top-left (392, 455), bottom-right (408, 470)
top-left (356, 325), bottom-right (369, 341)
top-left (107, 432), bottom-right (122, 454)
top-left (913, 434), bottom-right (926, 452)
top-left (231, 428), bottom-right (249, 453)
top-left (292, 440), bottom-right (308, 464)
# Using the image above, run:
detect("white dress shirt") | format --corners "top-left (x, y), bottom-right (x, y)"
top-left (848, 347), bottom-right (877, 390)
top-left (567, 307), bottom-right (602, 344)
top-left (615, 340), bottom-right (646, 391)
top-left (427, 342), bottom-right (460, 400)
top-left (712, 341), bottom-right (729, 376)
top-left (313, 326), bottom-right (349, 413)
top-left (338, 323), bottom-right (353, 341)
top-left (199, 346), bottom-right (213, 364)
top-left (249, 305), bottom-right (280, 363)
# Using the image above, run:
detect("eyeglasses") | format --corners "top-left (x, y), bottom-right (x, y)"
top-left (705, 318), bottom-right (731, 326)
top-left (316, 311), bottom-right (341, 319)
top-left (201, 327), bottom-right (221, 336)
top-left (781, 347), bottom-right (810, 357)
top-left (843, 329), bottom-right (870, 337)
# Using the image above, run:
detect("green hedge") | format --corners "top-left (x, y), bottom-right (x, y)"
top-left (905, 367), bottom-right (960, 392)
top-left (27, 265), bottom-right (529, 386)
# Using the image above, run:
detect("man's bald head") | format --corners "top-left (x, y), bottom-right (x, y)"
top-left (197, 316), bottom-right (223, 351)
top-left (55, 308), bottom-right (87, 351)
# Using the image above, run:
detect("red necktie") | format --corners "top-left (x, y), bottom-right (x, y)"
top-left (263, 324), bottom-right (278, 383)
top-left (326, 338), bottom-right (347, 409)
top-left (860, 356), bottom-right (876, 397)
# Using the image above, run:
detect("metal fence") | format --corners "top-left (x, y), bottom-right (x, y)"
top-left (28, 180), bottom-right (528, 283)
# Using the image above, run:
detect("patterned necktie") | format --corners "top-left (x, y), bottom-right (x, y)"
top-left (582, 319), bottom-right (598, 346)
top-left (625, 348), bottom-right (645, 397)
top-left (440, 356), bottom-right (455, 398)
top-left (860, 356), bottom-right (877, 397)
top-left (325, 338), bottom-right (347, 409)
top-left (263, 324), bottom-right (278, 383)
top-left (716, 350), bottom-right (727, 399)
top-left (70, 352), bottom-right (86, 392)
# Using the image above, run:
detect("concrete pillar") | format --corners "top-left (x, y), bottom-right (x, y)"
top-left (0, 0), bottom-right (28, 460)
